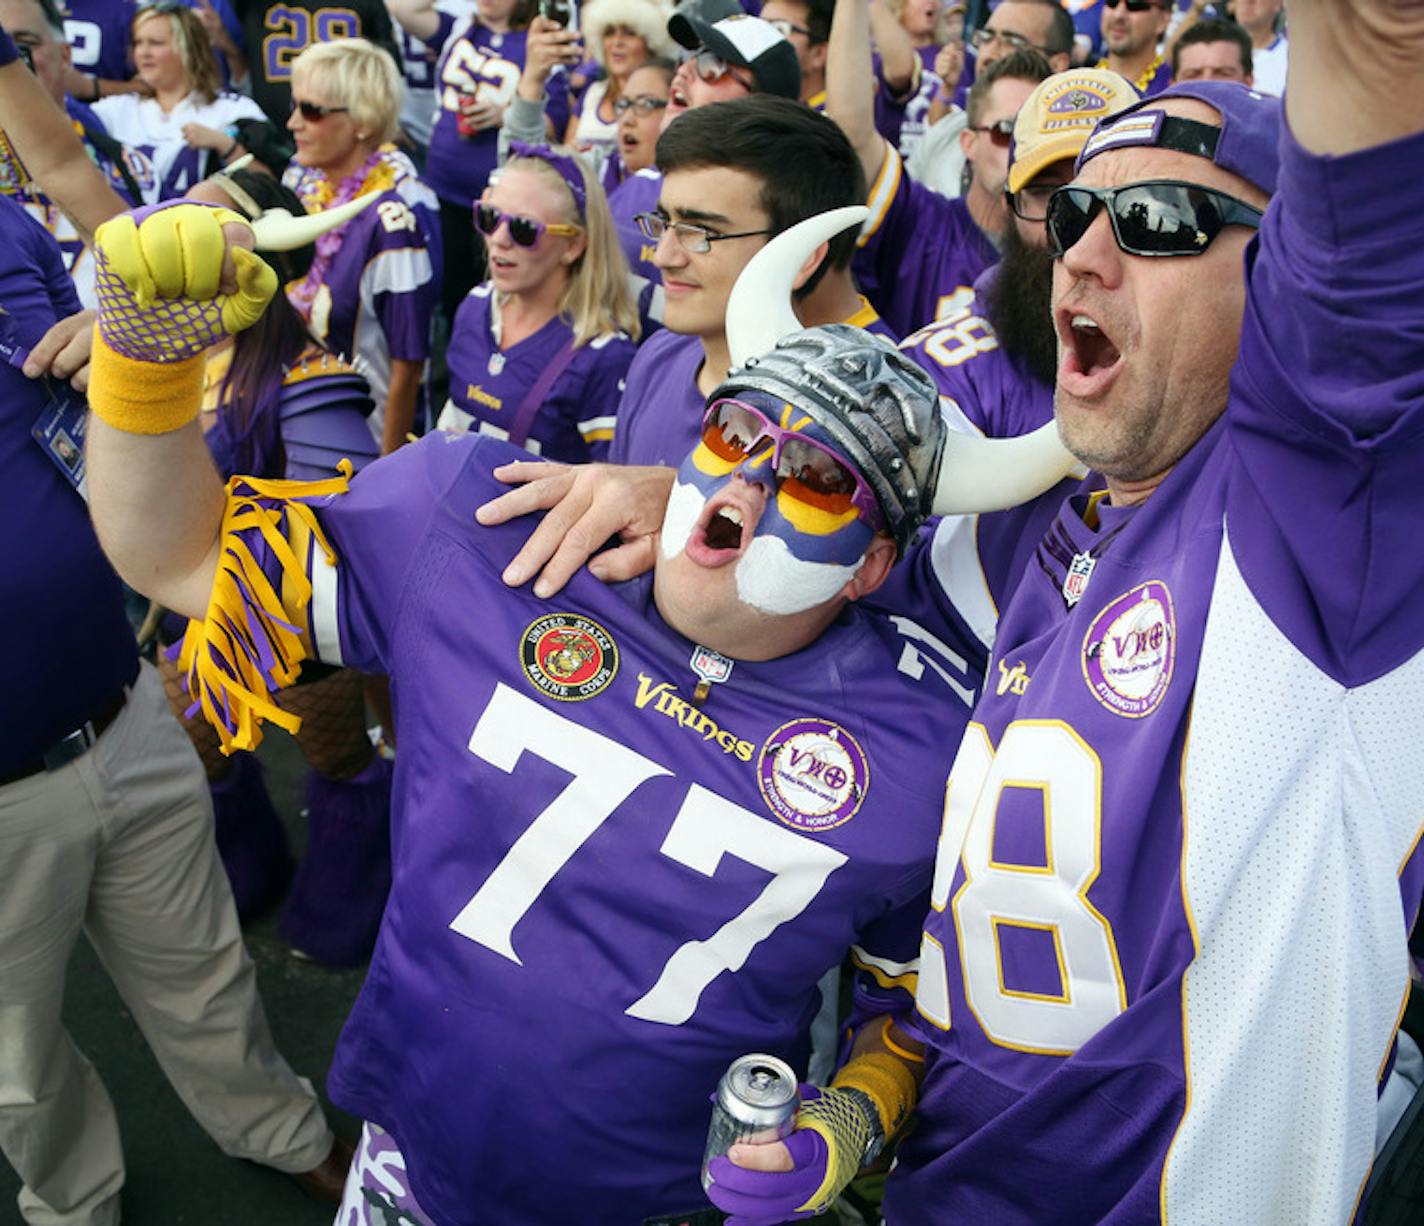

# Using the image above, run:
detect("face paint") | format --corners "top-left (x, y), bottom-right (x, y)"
top-left (662, 399), bottom-right (880, 615)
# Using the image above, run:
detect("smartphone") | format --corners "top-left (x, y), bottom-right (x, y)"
top-left (539, 0), bottom-right (572, 27)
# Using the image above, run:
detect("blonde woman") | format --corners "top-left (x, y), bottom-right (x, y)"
top-left (436, 143), bottom-right (637, 462)
top-left (93, 0), bottom-right (264, 201)
top-left (282, 37), bottom-right (441, 453)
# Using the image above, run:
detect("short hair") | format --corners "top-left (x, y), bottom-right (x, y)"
top-left (500, 149), bottom-right (641, 344)
top-left (132, 4), bottom-right (221, 104)
top-left (655, 96), bottom-right (867, 291)
top-left (805, 0), bottom-right (835, 46)
top-left (995, 0), bottom-right (1075, 58)
top-left (965, 47), bottom-right (1053, 127)
top-left (33, 0), bottom-right (66, 40)
top-left (291, 39), bottom-right (403, 146)
top-left (1171, 17), bottom-right (1253, 79)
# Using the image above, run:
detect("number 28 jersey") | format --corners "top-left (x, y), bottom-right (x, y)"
top-left (227, 433), bottom-right (981, 1224)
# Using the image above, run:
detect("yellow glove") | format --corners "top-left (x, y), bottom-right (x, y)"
top-left (93, 202), bottom-right (277, 363)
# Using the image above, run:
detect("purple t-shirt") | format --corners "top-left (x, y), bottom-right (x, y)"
top-left (229, 431), bottom-right (977, 1223)
top-left (607, 328), bottom-right (706, 467)
top-left (438, 284), bottom-right (635, 462)
top-left (882, 124), bottom-right (1424, 1224)
top-left (608, 166), bottom-right (662, 285)
top-left (61, 0), bottom-right (135, 81)
top-left (0, 195), bottom-right (136, 774)
top-left (422, 18), bottom-right (571, 207)
top-left (855, 143), bottom-right (997, 338)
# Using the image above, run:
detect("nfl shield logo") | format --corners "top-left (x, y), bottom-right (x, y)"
top-left (1063, 553), bottom-right (1097, 607)
top-left (690, 645), bottom-right (733, 686)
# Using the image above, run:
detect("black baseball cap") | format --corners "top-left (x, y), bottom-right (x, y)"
top-left (668, 13), bottom-right (802, 100)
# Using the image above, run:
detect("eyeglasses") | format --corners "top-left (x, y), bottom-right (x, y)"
top-left (1007, 180), bottom-right (1065, 223)
top-left (691, 47), bottom-right (754, 90)
top-left (290, 98), bottom-right (350, 122)
top-left (613, 95), bottom-right (668, 116)
top-left (136, 0), bottom-right (185, 12)
top-left (474, 203), bottom-right (582, 247)
top-left (1103, 0), bottom-right (1166, 11)
top-left (968, 118), bottom-right (1015, 148)
top-left (700, 399), bottom-right (884, 531)
top-left (1047, 180), bottom-right (1264, 258)
top-left (635, 211), bottom-right (772, 255)
top-left (765, 18), bottom-right (812, 40)
top-left (970, 27), bottom-right (1050, 54)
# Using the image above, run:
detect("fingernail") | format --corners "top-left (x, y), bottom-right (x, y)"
top-left (533, 578), bottom-right (551, 599)
top-left (503, 563), bottom-right (526, 586)
top-left (21, 362), bottom-right (37, 377)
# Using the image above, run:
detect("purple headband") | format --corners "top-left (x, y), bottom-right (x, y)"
top-left (508, 141), bottom-right (588, 218)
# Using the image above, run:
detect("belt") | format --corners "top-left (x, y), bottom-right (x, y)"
top-left (0, 682), bottom-right (133, 787)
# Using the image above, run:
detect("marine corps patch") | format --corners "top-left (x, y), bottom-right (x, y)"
top-left (520, 613), bottom-right (618, 702)
top-left (757, 718), bottom-right (869, 833)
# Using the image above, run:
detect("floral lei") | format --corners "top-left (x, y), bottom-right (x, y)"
top-left (288, 145), bottom-right (400, 318)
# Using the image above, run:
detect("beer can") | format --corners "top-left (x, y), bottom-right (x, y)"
top-left (701, 1053), bottom-right (799, 1191)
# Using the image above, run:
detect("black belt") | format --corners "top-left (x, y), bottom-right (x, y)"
top-left (0, 682), bottom-right (132, 787)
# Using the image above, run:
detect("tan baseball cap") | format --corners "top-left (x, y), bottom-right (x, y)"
top-left (1007, 69), bottom-right (1140, 194)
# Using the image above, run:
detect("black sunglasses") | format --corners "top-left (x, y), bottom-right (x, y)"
top-left (1047, 180), bottom-right (1264, 258)
top-left (1103, 0), bottom-right (1167, 10)
top-left (290, 98), bottom-right (350, 122)
top-left (969, 118), bottom-right (1015, 148)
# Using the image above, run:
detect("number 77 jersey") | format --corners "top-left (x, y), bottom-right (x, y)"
top-left (215, 432), bottom-right (981, 1225)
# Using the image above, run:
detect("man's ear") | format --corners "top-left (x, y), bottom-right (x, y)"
top-left (843, 535), bottom-right (899, 602)
top-left (790, 239), bottom-right (829, 291)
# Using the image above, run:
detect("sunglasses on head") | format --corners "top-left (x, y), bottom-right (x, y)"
top-left (1047, 179), bottom-right (1264, 258)
top-left (290, 97), bottom-right (349, 122)
top-left (700, 399), bottom-right (884, 531)
top-left (969, 117), bottom-right (1015, 148)
top-left (1103, 0), bottom-right (1166, 10)
top-left (474, 203), bottom-right (581, 248)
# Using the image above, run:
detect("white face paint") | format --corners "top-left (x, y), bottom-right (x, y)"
top-left (659, 479), bottom-right (866, 616)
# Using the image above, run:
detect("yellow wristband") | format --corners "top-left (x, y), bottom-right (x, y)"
top-left (830, 1049), bottom-right (919, 1137)
top-left (88, 331), bottom-right (206, 435)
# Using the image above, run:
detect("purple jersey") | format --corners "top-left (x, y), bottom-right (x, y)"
top-left (1063, 0), bottom-right (1107, 63)
top-left (436, 283), bottom-right (635, 462)
top-left (92, 90), bottom-right (267, 203)
top-left (855, 143), bottom-right (997, 338)
top-left (212, 431), bottom-right (977, 1223)
top-left (871, 51), bottom-right (942, 161)
top-left (423, 19), bottom-right (571, 207)
top-left (62, 0), bottom-right (135, 81)
top-left (607, 164), bottom-right (662, 285)
top-left (284, 152), bottom-right (440, 439)
top-left (882, 124), bottom-right (1424, 1223)
top-left (0, 195), bottom-right (136, 775)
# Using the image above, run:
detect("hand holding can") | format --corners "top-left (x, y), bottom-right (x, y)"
top-left (701, 1054), bottom-right (799, 1191)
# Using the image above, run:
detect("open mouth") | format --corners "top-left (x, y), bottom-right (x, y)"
top-left (684, 492), bottom-right (756, 567)
top-left (668, 83), bottom-right (689, 109)
top-left (702, 503), bottom-right (744, 553)
top-left (1057, 308), bottom-right (1124, 398)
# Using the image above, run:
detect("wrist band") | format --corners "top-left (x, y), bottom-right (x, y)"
top-left (88, 332), bottom-right (205, 434)
top-left (89, 76), bottom-right (101, 102)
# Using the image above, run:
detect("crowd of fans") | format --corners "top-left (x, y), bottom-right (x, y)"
top-left (6, 0), bottom-right (1424, 1225)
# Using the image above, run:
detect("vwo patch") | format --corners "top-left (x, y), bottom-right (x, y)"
top-left (1081, 579), bottom-right (1176, 717)
top-left (757, 718), bottom-right (869, 833)
top-left (520, 613), bottom-right (618, 702)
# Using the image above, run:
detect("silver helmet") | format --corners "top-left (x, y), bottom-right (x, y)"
top-left (712, 325), bottom-right (943, 556)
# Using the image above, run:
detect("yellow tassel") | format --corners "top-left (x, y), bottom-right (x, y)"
top-left (176, 462), bottom-right (352, 754)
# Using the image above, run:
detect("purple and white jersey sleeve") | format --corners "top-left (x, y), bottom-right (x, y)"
top-left (607, 329), bottom-right (706, 467)
top-left (855, 145), bottom-right (997, 339)
top-left (883, 125), bottom-right (1424, 1226)
top-left (437, 284), bottom-right (634, 462)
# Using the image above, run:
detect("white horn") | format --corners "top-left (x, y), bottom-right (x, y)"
top-left (725, 205), bottom-right (870, 369)
top-left (223, 153), bottom-right (256, 174)
top-left (932, 421), bottom-right (1081, 516)
top-left (251, 190), bottom-right (384, 252)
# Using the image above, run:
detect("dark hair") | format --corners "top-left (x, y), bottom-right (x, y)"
top-left (214, 171), bottom-right (316, 475)
top-left (805, 0), bottom-right (835, 46)
top-left (35, 0), bottom-right (66, 38)
top-left (655, 96), bottom-right (866, 293)
top-left (988, 0), bottom-right (1075, 58)
top-left (1171, 17), bottom-right (1253, 78)
top-left (966, 47), bottom-right (1052, 126)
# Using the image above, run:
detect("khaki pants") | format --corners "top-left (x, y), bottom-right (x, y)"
top-left (0, 661), bottom-right (332, 1225)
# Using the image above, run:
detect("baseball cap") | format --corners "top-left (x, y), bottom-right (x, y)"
top-left (1007, 69), bottom-right (1141, 194)
top-left (1075, 79), bottom-right (1283, 196)
top-left (667, 13), bottom-right (802, 100)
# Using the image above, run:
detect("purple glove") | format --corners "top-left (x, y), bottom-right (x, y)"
top-left (704, 1128), bottom-right (830, 1226)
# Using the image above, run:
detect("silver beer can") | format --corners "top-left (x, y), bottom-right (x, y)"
top-left (701, 1053), bottom-right (799, 1191)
